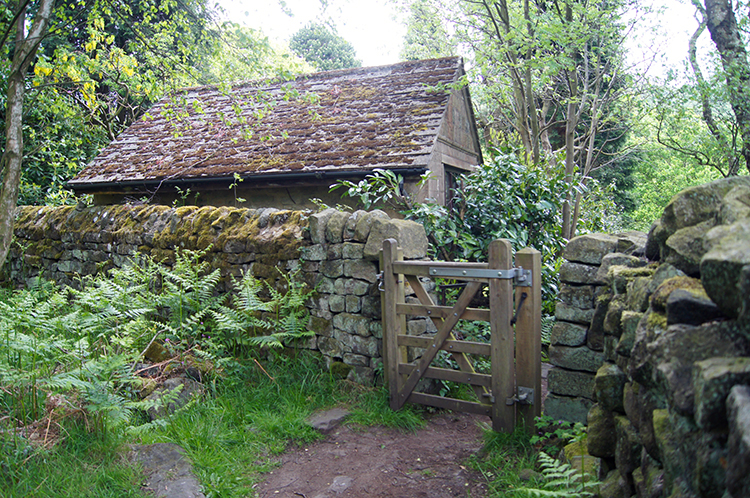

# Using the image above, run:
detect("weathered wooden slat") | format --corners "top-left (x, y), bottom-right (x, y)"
top-left (396, 303), bottom-right (490, 321)
top-left (404, 274), bottom-right (491, 402)
top-left (515, 248), bottom-right (542, 432)
top-left (490, 239), bottom-right (515, 433)
top-left (395, 280), bottom-right (482, 408)
top-left (396, 335), bottom-right (491, 356)
top-left (407, 392), bottom-right (492, 417)
top-left (382, 239), bottom-right (403, 411)
top-left (398, 363), bottom-right (492, 387)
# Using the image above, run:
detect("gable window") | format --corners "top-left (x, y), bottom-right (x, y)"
top-left (444, 166), bottom-right (464, 211)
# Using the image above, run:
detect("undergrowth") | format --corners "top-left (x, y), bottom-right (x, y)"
top-left (0, 249), bottom-right (425, 497)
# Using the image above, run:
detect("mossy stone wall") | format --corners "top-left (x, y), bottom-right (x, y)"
top-left (551, 176), bottom-right (750, 498)
top-left (5, 204), bottom-right (430, 384)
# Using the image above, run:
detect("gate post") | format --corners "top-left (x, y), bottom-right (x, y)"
top-left (515, 248), bottom-right (542, 432)
top-left (381, 239), bottom-right (403, 411)
top-left (489, 239), bottom-right (515, 432)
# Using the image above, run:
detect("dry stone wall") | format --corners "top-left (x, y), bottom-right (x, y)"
top-left (5, 204), bottom-right (430, 385)
top-left (545, 231), bottom-right (647, 424)
top-left (549, 176), bottom-right (750, 498)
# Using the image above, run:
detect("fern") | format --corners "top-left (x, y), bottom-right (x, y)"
top-left (212, 268), bottom-right (314, 350)
top-left (515, 452), bottom-right (598, 498)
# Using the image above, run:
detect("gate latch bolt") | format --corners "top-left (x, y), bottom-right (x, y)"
top-left (505, 386), bottom-right (535, 406)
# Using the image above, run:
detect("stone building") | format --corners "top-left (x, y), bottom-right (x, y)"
top-left (67, 57), bottom-right (482, 210)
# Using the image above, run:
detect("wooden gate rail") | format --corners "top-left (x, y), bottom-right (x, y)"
top-left (380, 238), bottom-right (541, 433)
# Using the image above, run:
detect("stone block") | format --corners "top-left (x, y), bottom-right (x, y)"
top-left (599, 470), bottom-right (630, 498)
top-left (308, 208), bottom-right (337, 245)
top-left (347, 365), bottom-right (375, 385)
top-left (343, 353), bottom-right (369, 367)
top-left (326, 244), bottom-right (343, 260)
top-left (353, 210), bottom-right (389, 242)
top-left (332, 313), bottom-right (371, 337)
top-left (693, 357), bottom-right (750, 430)
top-left (363, 218), bottom-right (428, 260)
top-left (345, 295), bottom-right (361, 313)
top-left (318, 336), bottom-right (344, 357)
top-left (549, 345), bottom-right (606, 373)
top-left (563, 233), bottom-right (619, 265)
top-left (333, 330), bottom-right (379, 357)
top-left (560, 261), bottom-right (601, 285)
top-left (361, 296), bottom-right (381, 319)
top-left (595, 363), bottom-right (626, 413)
top-left (626, 276), bottom-right (652, 312)
top-left (603, 294), bottom-right (627, 337)
top-left (559, 284), bottom-right (596, 309)
top-left (341, 242), bottom-right (364, 259)
top-left (547, 367), bottom-right (596, 398)
top-left (604, 335), bottom-right (619, 362)
top-left (343, 260), bottom-right (378, 283)
top-left (326, 207), bottom-right (350, 244)
top-left (329, 295), bottom-right (346, 313)
top-left (307, 316), bottom-right (332, 337)
top-left (587, 403), bottom-right (617, 458)
top-left (727, 385), bottom-right (750, 498)
top-left (616, 311), bottom-right (642, 358)
top-left (664, 220), bottom-right (715, 276)
top-left (550, 321), bottom-right (588, 347)
top-left (301, 244), bottom-right (326, 261)
top-left (615, 416), bottom-right (642, 477)
top-left (666, 289), bottom-right (723, 326)
top-left (343, 210), bottom-right (366, 241)
top-left (588, 294), bottom-right (611, 351)
top-left (555, 302), bottom-right (596, 324)
top-left (596, 252), bottom-right (647, 284)
top-left (407, 318), bottom-right (428, 336)
top-left (701, 220), bottom-right (750, 319)
top-left (544, 394), bottom-right (594, 424)
top-left (321, 260), bottom-right (344, 278)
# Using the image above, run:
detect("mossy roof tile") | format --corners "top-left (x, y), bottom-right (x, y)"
top-left (70, 57), bottom-right (465, 188)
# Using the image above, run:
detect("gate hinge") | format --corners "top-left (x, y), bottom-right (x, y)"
top-left (505, 386), bottom-right (535, 406)
top-left (428, 266), bottom-right (532, 286)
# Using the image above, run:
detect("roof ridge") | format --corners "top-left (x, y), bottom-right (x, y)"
top-left (176, 56), bottom-right (463, 94)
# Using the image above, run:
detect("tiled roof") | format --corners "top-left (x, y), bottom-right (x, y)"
top-left (69, 57), bottom-right (465, 188)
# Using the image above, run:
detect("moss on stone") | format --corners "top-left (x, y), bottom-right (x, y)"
top-left (646, 311), bottom-right (668, 331)
top-left (650, 276), bottom-right (707, 311)
top-left (330, 361), bottom-right (353, 379)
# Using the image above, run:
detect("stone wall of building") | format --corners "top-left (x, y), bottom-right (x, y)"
top-left (548, 176), bottom-right (750, 498)
top-left (4, 204), bottom-right (430, 385)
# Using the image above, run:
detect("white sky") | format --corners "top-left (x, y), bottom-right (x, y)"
top-left (218, 0), bottom-right (407, 67)
top-left (217, 0), bottom-right (713, 78)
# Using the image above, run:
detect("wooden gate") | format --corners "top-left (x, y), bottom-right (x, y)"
top-left (380, 239), bottom-right (541, 433)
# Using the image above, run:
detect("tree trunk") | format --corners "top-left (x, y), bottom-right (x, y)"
top-left (703, 0), bottom-right (750, 174)
top-left (0, 0), bottom-right (55, 270)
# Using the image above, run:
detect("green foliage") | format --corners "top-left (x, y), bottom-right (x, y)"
top-left (0, 249), bottom-right (312, 440)
top-left (529, 416), bottom-right (582, 446)
top-left (330, 167), bottom-right (420, 211)
top-left (468, 423), bottom-right (538, 496)
top-left (212, 268), bottom-right (315, 352)
top-left (400, 0), bottom-right (455, 60)
top-left (1, 0), bottom-right (312, 207)
top-left (289, 22), bottom-right (361, 71)
top-left (333, 151), bottom-right (620, 310)
top-left (515, 452), bottom-right (598, 497)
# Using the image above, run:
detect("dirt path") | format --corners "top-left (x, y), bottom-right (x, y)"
top-left (257, 365), bottom-right (550, 498)
top-left (257, 411), bottom-right (490, 498)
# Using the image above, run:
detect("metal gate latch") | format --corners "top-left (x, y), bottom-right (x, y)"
top-left (428, 266), bottom-right (532, 286)
top-left (505, 386), bottom-right (535, 406)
